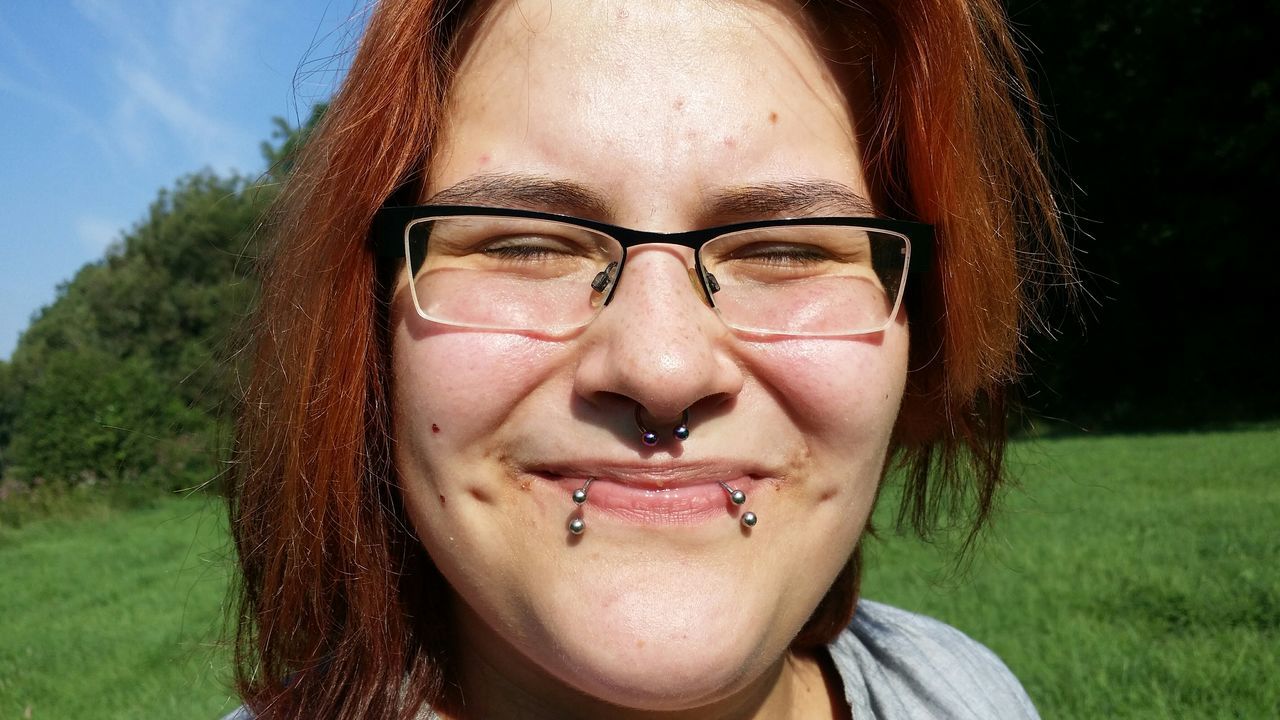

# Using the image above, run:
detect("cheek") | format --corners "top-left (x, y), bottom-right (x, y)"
top-left (391, 322), bottom-right (564, 469)
top-left (740, 332), bottom-right (907, 545)
top-left (744, 331), bottom-right (909, 443)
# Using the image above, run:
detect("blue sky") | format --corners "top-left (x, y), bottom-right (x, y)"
top-left (0, 1), bottom-right (363, 359)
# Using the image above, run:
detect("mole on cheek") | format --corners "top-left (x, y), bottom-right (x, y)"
top-left (431, 423), bottom-right (440, 434)
top-left (768, 111), bottom-right (779, 125)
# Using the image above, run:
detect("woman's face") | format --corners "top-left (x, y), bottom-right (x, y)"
top-left (392, 0), bottom-right (907, 712)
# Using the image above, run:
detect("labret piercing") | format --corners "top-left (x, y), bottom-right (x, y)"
top-left (568, 477), bottom-right (593, 535)
top-left (719, 481), bottom-right (758, 528)
top-left (635, 406), bottom-right (690, 447)
top-left (566, 475), bottom-right (759, 535)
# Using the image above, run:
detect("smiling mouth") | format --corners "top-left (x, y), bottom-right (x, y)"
top-left (529, 466), bottom-right (763, 526)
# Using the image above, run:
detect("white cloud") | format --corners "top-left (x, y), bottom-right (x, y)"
top-left (75, 216), bottom-right (123, 253)
top-left (112, 60), bottom-right (251, 173)
top-left (71, 0), bottom-right (257, 173)
top-left (168, 0), bottom-right (251, 99)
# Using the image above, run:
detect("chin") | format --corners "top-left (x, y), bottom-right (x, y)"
top-left (510, 560), bottom-right (789, 712)
top-left (549, 629), bottom-right (764, 711)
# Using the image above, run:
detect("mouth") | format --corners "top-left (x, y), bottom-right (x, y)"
top-left (527, 461), bottom-right (768, 526)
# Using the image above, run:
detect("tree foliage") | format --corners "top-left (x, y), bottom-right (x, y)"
top-left (0, 108), bottom-right (324, 492)
top-left (1007, 0), bottom-right (1279, 429)
top-left (260, 103), bottom-right (328, 185)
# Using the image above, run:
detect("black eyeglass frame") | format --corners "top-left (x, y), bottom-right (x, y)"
top-left (371, 204), bottom-right (934, 332)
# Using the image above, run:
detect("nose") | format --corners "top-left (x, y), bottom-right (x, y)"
top-left (574, 246), bottom-right (744, 429)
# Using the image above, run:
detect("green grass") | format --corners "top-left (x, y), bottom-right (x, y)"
top-left (864, 428), bottom-right (1280, 719)
top-left (0, 494), bottom-right (238, 719)
top-left (1, 429), bottom-right (1277, 718)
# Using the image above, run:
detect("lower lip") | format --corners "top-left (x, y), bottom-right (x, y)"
top-left (547, 476), bottom-right (755, 526)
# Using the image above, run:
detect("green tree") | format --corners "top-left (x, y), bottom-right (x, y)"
top-left (5, 348), bottom-right (208, 490)
top-left (1007, 0), bottom-right (1280, 429)
top-left (0, 107), bottom-right (325, 491)
top-left (260, 103), bottom-right (327, 184)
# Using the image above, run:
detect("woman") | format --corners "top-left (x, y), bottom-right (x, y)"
top-left (228, 0), bottom-right (1070, 717)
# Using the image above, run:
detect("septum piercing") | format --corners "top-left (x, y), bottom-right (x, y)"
top-left (636, 407), bottom-right (690, 447)
top-left (719, 481), bottom-right (758, 528)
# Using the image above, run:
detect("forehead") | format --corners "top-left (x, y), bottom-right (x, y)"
top-left (430, 0), bottom-right (866, 224)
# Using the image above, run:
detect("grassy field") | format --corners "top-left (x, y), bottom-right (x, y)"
top-left (0, 493), bottom-right (238, 719)
top-left (864, 428), bottom-right (1280, 718)
top-left (1, 428), bottom-right (1277, 718)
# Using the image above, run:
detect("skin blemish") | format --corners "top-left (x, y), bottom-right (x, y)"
top-left (519, 478), bottom-right (533, 491)
top-left (768, 111), bottom-right (779, 124)
top-left (439, 494), bottom-right (447, 506)
top-left (477, 153), bottom-right (491, 166)
top-left (722, 135), bottom-right (737, 149)
top-left (672, 97), bottom-right (685, 111)
top-left (431, 423), bottom-right (440, 434)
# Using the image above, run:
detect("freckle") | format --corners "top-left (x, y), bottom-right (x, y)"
top-left (636, 638), bottom-right (645, 648)
top-left (432, 424), bottom-right (440, 434)
top-left (672, 97), bottom-right (685, 111)
top-left (722, 136), bottom-right (737, 148)
top-left (768, 111), bottom-right (779, 125)
top-left (439, 494), bottom-right (446, 506)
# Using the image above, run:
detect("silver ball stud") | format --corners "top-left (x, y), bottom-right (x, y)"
top-left (719, 482), bottom-right (748, 506)
top-left (741, 512), bottom-right (757, 528)
top-left (572, 488), bottom-right (588, 505)
top-left (568, 517), bottom-right (585, 535)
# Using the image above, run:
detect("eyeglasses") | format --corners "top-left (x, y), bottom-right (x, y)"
top-left (371, 205), bottom-right (933, 338)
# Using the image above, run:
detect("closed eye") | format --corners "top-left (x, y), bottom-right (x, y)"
top-left (478, 235), bottom-right (588, 262)
top-left (724, 242), bottom-right (835, 266)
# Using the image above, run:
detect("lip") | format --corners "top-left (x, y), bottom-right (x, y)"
top-left (528, 460), bottom-right (769, 526)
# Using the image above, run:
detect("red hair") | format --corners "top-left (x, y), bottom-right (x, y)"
top-left (229, 0), bottom-right (1071, 715)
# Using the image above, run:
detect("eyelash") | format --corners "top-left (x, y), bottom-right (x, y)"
top-left (725, 243), bottom-right (833, 265)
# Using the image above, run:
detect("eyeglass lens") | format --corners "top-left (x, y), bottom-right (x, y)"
top-left (404, 215), bottom-right (909, 337)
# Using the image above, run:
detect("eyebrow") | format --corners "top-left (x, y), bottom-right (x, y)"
top-left (427, 173), bottom-right (875, 221)
top-left (427, 173), bottom-right (612, 217)
top-left (705, 181), bottom-right (875, 219)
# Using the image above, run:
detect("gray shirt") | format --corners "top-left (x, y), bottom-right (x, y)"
top-left (834, 599), bottom-right (1039, 719)
top-left (222, 599), bottom-right (1039, 719)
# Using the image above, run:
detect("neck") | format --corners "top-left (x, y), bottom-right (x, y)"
top-left (434, 604), bottom-right (843, 720)
top-left (441, 650), bottom-right (838, 720)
